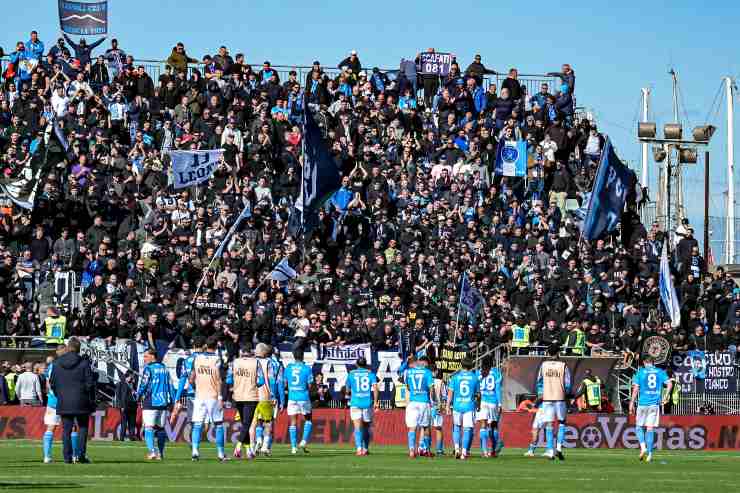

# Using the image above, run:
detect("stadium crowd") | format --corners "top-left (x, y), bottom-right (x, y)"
top-left (0, 30), bottom-right (739, 383)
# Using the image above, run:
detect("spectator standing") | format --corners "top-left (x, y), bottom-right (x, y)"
top-left (15, 362), bottom-right (43, 406)
top-left (63, 34), bottom-right (107, 68)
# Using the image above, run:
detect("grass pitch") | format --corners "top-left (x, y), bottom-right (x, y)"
top-left (0, 440), bottom-right (738, 492)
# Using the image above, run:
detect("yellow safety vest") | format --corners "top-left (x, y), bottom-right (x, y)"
top-left (45, 315), bottom-right (67, 344)
top-left (565, 329), bottom-right (585, 355)
top-left (662, 378), bottom-right (680, 405)
top-left (511, 325), bottom-right (530, 348)
top-left (583, 377), bottom-right (602, 406)
top-left (394, 383), bottom-right (408, 408)
top-left (6, 373), bottom-right (17, 401)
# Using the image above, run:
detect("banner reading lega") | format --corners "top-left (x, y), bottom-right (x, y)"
top-left (169, 149), bottom-right (223, 189)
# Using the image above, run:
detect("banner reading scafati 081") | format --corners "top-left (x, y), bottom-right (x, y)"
top-left (58, 1), bottom-right (108, 36)
top-left (2, 407), bottom-right (740, 450)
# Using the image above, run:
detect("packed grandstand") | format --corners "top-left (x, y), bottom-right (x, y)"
top-left (0, 31), bottom-right (738, 414)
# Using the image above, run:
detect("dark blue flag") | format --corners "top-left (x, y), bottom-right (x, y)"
top-left (581, 138), bottom-right (635, 241)
top-left (294, 108), bottom-right (342, 235)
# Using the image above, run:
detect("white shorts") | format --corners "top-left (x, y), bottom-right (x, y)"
top-left (476, 402), bottom-right (501, 423)
top-left (532, 408), bottom-right (548, 430)
top-left (636, 405), bottom-right (661, 428)
top-left (405, 401), bottom-right (431, 428)
top-left (192, 398), bottom-right (224, 424)
top-left (431, 407), bottom-right (444, 428)
top-left (142, 409), bottom-right (168, 428)
top-left (452, 410), bottom-right (475, 428)
top-left (540, 401), bottom-right (567, 422)
top-left (44, 407), bottom-right (60, 426)
top-left (287, 400), bottom-right (312, 416)
top-left (350, 407), bottom-right (373, 423)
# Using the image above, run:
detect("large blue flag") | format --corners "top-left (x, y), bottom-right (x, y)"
top-left (494, 138), bottom-right (528, 177)
top-left (294, 108), bottom-right (342, 231)
top-left (459, 271), bottom-right (485, 322)
top-left (659, 239), bottom-right (682, 328)
top-left (581, 138), bottom-right (635, 240)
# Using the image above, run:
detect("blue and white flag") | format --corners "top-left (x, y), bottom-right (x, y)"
top-left (659, 239), bottom-right (681, 327)
top-left (169, 149), bottom-right (223, 189)
top-left (687, 350), bottom-right (707, 380)
top-left (270, 258), bottom-right (298, 282)
top-left (494, 138), bottom-right (528, 177)
top-left (212, 202), bottom-right (251, 260)
top-left (581, 138), bottom-right (635, 240)
top-left (459, 271), bottom-right (485, 321)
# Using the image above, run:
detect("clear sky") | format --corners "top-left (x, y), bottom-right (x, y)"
top-left (4, 1), bottom-right (739, 254)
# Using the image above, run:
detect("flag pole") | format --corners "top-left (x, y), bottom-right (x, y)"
top-left (453, 271), bottom-right (465, 345)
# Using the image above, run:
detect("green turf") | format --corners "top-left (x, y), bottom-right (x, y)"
top-left (1, 440), bottom-right (738, 492)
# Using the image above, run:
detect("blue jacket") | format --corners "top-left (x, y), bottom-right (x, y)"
top-left (26, 39), bottom-right (45, 60)
top-left (555, 92), bottom-right (574, 116)
top-left (9, 50), bottom-right (34, 80)
top-left (472, 86), bottom-right (486, 115)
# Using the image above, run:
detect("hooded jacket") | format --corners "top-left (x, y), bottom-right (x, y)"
top-left (50, 351), bottom-right (96, 415)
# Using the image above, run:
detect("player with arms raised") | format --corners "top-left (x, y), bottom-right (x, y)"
top-left (403, 356), bottom-right (434, 458)
top-left (346, 357), bottom-right (379, 456)
top-left (137, 349), bottom-right (175, 460)
top-left (447, 358), bottom-right (480, 460)
top-left (630, 356), bottom-right (672, 462)
top-left (189, 336), bottom-right (228, 461)
top-left (283, 349), bottom-right (315, 454)
top-left (537, 344), bottom-right (571, 460)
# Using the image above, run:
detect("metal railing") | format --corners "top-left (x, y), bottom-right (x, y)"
top-left (673, 392), bottom-right (740, 415)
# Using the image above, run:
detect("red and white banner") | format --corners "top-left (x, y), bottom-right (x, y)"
top-left (1, 407), bottom-right (739, 450)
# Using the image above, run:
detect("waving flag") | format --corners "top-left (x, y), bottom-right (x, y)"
top-left (459, 271), bottom-right (484, 322)
top-left (59, 1), bottom-right (108, 35)
top-left (494, 138), bottom-right (528, 177)
top-left (582, 138), bottom-right (636, 240)
top-left (659, 240), bottom-right (681, 327)
top-left (290, 107), bottom-right (342, 236)
top-left (270, 258), bottom-right (298, 282)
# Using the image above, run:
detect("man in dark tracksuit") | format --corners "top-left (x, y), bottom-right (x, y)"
top-left (50, 338), bottom-right (96, 463)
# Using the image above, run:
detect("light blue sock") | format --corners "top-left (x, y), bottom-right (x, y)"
top-left (43, 431), bottom-right (53, 459)
top-left (492, 429), bottom-right (499, 452)
top-left (156, 429), bottom-right (167, 457)
top-left (420, 435), bottom-right (428, 451)
top-left (191, 423), bottom-right (202, 455)
top-left (216, 425), bottom-right (225, 457)
top-left (71, 431), bottom-right (79, 457)
top-left (463, 427), bottom-right (473, 453)
top-left (255, 425), bottom-right (264, 443)
top-left (289, 425), bottom-right (298, 448)
top-left (545, 425), bottom-right (554, 452)
top-left (480, 428), bottom-right (489, 453)
top-left (528, 441), bottom-right (536, 453)
top-left (436, 433), bottom-right (444, 453)
top-left (354, 429), bottom-right (363, 449)
top-left (144, 428), bottom-right (155, 453)
top-left (556, 424), bottom-right (565, 450)
top-left (646, 430), bottom-right (655, 454)
top-left (362, 427), bottom-right (370, 449)
top-left (636, 426), bottom-right (645, 447)
top-left (407, 430), bottom-right (416, 451)
top-left (265, 435), bottom-right (273, 449)
top-left (302, 421), bottom-right (313, 444)
top-left (452, 425), bottom-right (461, 449)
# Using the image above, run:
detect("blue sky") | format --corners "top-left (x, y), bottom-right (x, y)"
top-left (4, 1), bottom-right (739, 251)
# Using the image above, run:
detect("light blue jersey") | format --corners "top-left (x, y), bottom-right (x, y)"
top-left (403, 366), bottom-right (434, 404)
top-left (137, 362), bottom-right (175, 410)
top-left (348, 368), bottom-right (378, 409)
top-left (283, 361), bottom-right (313, 402)
top-left (449, 370), bottom-right (480, 413)
top-left (45, 363), bottom-right (57, 409)
top-left (635, 366), bottom-right (669, 407)
top-left (268, 356), bottom-right (285, 408)
top-left (478, 368), bottom-right (503, 405)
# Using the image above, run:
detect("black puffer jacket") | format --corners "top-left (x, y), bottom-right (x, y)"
top-left (50, 351), bottom-right (96, 415)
